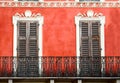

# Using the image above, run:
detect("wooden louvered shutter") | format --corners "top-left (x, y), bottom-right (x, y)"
top-left (80, 22), bottom-right (89, 57)
top-left (18, 22), bottom-right (27, 57)
top-left (28, 22), bottom-right (39, 76)
top-left (80, 21), bottom-right (91, 76)
top-left (91, 21), bottom-right (101, 76)
top-left (17, 21), bottom-right (39, 77)
top-left (29, 22), bottom-right (38, 57)
top-left (80, 21), bottom-right (101, 76)
top-left (17, 22), bottom-right (27, 76)
top-left (91, 21), bottom-right (100, 57)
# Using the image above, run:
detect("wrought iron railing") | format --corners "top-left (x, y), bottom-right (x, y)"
top-left (0, 56), bottom-right (120, 77)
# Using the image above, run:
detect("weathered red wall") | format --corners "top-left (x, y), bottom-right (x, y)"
top-left (0, 8), bottom-right (120, 56)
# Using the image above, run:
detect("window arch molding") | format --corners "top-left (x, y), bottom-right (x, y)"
top-left (75, 10), bottom-right (105, 75)
top-left (12, 10), bottom-right (44, 76)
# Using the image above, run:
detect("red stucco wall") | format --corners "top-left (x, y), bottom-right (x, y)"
top-left (0, 8), bottom-right (120, 56)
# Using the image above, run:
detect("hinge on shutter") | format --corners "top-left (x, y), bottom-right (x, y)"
top-left (38, 48), bottom-right (40, 50)
top-left (17, 23), bottom-right (18, 26)
top-left (38, 24), bottom-right (39, 27)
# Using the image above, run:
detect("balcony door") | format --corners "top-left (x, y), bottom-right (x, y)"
top-left (17, 21), bottom-right (39, 77)
top-left (80, 21), bottom-right (101, 76)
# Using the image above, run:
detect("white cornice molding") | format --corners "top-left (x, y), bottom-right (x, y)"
top-left (75, 10), bottom-right (105, 24)
top-left (13, 10), bottom-right (43, 76)
top-left (0, 1), bottom-right (120, 7)
top-left (13, 10), bottom-right (43, 25)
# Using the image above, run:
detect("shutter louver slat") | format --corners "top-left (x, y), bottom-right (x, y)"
top-left (19, 40), bottom-right (26, 56)
top-left (92, 22), bottom-right (100, 36)
top-left (29, 40), bottom-right (38, 56)
top-left (29, 22), bottom-right (38, 57)
top-left (92, 40), bottom-right (100, 57)
top-left (81, 40), bottom-right (89, 56)
top-left (81, 22), bottom-right (88, 37)
top-left (30, 23), bottom-right (37, 37)
top-left (19, 23), bottom-right (26, 37)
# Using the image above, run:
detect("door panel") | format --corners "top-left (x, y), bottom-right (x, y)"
top-left (17, 21), bottom-right (39, 77)
top-left (80, 21), bottom-right (101, 76)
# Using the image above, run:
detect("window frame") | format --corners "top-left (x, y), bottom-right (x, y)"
top-left (13, 10), bottom-right (43, 76)
top-left (75, 10), bottom-right (105, 75)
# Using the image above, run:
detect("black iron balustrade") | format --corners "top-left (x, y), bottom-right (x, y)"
top-left (0, 56), bottom-right (120, 77)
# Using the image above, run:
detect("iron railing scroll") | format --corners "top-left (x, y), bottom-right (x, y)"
top-left (0, 56), bottom-right (120, 77)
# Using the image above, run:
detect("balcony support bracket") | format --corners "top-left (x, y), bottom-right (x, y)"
top-left (8, 80), bottom-right (13, 83)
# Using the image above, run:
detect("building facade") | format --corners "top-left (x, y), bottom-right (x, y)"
top-left (0, 0), bottom-right (120, 83)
